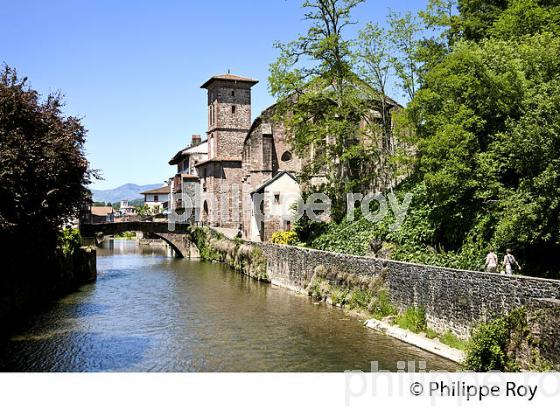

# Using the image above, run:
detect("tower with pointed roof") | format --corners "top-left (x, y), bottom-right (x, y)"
top-left (195, 73), bottom-right (258, 228)
top-left (201, 73), bottom-right (258, 160)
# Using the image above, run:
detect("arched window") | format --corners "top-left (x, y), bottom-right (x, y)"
top-left (281, 151), bottom-right (293, 162)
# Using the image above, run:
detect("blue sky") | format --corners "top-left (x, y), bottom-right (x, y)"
top-left (1, 0), bottom-right (427, 189)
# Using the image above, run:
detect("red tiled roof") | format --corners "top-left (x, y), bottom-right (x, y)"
top-left (140, 186), bottom-right (170, 195)
top-left (91, 206), bottom-right (114, 216)
top-left (201, 73), bottom-right (258, 89)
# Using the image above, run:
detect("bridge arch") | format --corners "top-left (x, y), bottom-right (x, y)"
top-left (150, 233), bottom-right (184, 257)
top-left (80, 222), bottom-right (200, 259)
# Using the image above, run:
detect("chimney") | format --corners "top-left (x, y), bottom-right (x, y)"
top-left (191, 134), bottom-right (201, 146)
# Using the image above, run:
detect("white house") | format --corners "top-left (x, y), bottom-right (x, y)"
top-left (249, 171), bottom-right (301, 241)
top-left (141, 185), bottom-right (170, 213)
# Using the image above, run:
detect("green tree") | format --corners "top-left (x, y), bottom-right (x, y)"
top-left (356, 23), bottom-right (395, 188)
top-left (0, 65), bottom-right (94, 253)
top-left (135, 204), bottom-right (153, 218)
top-left (269, 0), bottom-right (368, 221)
top-left (407, 1), bottom-right (560, 276)
top-left (387, 10), bottom-right (423, 101)
top-left (309, 0), bottom-right (560, 277)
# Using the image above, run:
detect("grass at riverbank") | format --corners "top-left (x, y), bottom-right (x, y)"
top-left (306, 270), bottom-right (468, 355)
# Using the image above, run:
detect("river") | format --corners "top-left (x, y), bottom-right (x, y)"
top-left (0, 239), bottom-right (457, 372)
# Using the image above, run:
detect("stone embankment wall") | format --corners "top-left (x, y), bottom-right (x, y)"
top-left (526, 298), bottom-right (560, 367)
top-left (252, 242), bottom-right (560, 337)
top-left (199, 229), bottom-right (560, 367)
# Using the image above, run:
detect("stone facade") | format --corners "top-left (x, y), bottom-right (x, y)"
top-left (173, 72), bottom-right (402, 240)
top-left (196, 74), bottom-right (257, 229)
top-left (199, 160), bottom-right (244, 227)
top-left (241, 108), bottom-right (303, 240)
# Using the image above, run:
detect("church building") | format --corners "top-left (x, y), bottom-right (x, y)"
top-left (168, 72), bottom-right (400, 242)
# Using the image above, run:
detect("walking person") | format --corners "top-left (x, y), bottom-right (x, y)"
top-left (503, 249), bottom-right (521, 275)
top-left (485, 248), bottom-right (498, 273)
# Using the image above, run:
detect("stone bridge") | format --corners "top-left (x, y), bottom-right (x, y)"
top-left (80, 222), bottom-right (200, 258)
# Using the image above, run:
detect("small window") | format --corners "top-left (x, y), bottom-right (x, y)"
top-left (232, 105), bottom-right (236, 114)
top-left (154, 195), bottom-right (159, 202)
top-left (281, 151), bottom-right (293, 162)
top-left (231, 90), bottom-right (235, 97)
top-left (274, 194), bottom-right (280, 204)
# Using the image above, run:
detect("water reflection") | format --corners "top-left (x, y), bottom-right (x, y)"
top-left (0, 239), bottom-right (458, 372)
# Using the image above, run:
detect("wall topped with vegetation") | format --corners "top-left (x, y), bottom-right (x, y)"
top-left (253, 242), bottom-right (560, 336)
top-left (195, 227), bottom-right (560, 369)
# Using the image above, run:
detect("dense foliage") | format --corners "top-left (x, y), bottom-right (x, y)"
top-left (58, 228), bottom-right (82, 257)
top-left (281, 0), bottom-right (560, 277)
top-left (462, 307), bottom-right (552, 371)
top-left (0, 66), bottom-right (93, 258)
top-left (407, 0), bottom-right (560, 277)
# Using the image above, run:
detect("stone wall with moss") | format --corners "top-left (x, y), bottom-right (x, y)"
top-left (192, 228), bottom-right (560, 369)
top-left (192, 227), bottom-right (269, 282)
top-left (526, 299), bottom-right (560, 369)
top-left (249, 242), bottom-right (560, 340)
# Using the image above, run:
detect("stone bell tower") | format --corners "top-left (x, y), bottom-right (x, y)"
top-left (201, 73), bottom-right (258, 160)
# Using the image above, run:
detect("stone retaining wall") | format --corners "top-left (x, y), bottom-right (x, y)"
top-left (250, 242), bottom-right (560, 339)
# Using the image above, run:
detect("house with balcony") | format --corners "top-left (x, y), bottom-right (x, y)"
top-left (167, 135), bottom-right (208, 222)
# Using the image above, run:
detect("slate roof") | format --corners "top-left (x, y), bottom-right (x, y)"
top-left (201, 73), bottom-right (259, 89)
top-left (250, 171), bottom-right (297, 194)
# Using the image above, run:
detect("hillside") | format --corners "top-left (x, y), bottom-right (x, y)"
top-left (91, 183), bottom-right (162, 204)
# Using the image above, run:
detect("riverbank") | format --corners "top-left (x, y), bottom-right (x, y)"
top-left (193, 227), bottom-right (560, 370)
top-left (364, 318), bottom-right (465, 363)
top-left (265, 276), bottom-right (465, 364)
top-left (272, 278), bottom-right (465, 364)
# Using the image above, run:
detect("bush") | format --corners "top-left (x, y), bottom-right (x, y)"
top-left (271, 230), bottom-right (298, 245)
top-left (463, 317), bottom-right (512, 371)
top-left (58, 227), bottom-right (81, 257)
top-left (463, 308), bottom-right (530, 371)
top-left (115, 231), bottom-right (136, 239)
top-left (369, 289), bottom-right (397, 319)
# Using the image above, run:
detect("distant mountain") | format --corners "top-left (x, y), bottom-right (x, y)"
top-left (91, 183), bottom-right (163, 204)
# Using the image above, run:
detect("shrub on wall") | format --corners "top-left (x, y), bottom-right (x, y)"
top-left (463, 308), bottom-right (552, 371)
top-left (58, 227), bottom-right (82, 257)
top-left (271, 230), bottom-right (298, 245)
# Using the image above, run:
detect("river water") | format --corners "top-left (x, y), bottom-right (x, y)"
top-left (0, 239), bottom-right (457, 372)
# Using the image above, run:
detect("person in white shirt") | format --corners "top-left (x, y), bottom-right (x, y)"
top-left (503, 249), bottom-right (521, 275)
top-left (485, 249), bottom-right (498, 273)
